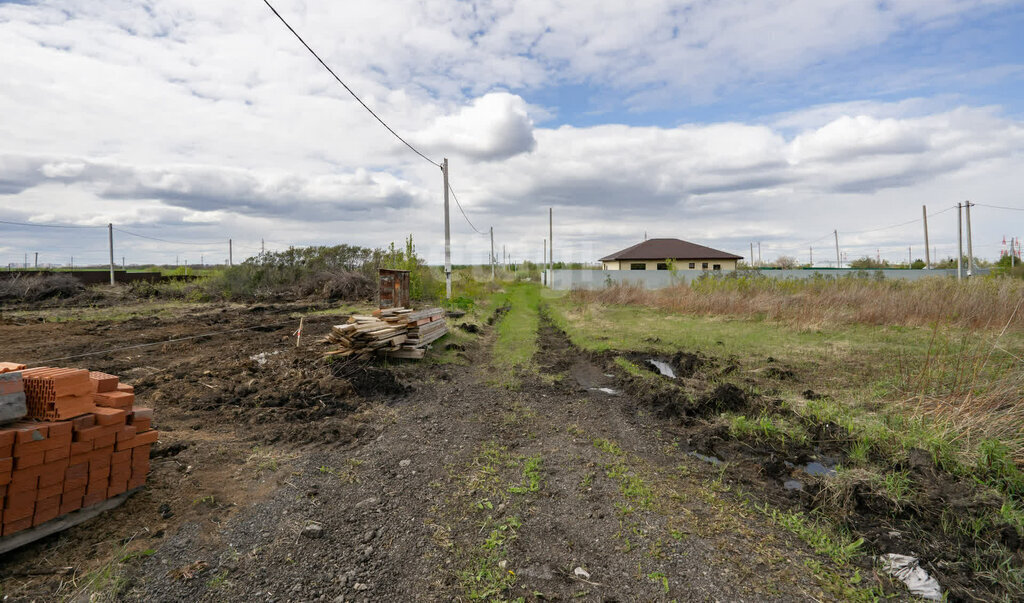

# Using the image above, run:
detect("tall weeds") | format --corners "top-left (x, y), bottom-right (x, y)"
top-left (571, 274), bottom-right (1024, 331)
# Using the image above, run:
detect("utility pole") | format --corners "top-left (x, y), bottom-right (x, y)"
top-left (543, 239), bottom-right (547, 286)
top-left (108, 223), bottom-right (115, 286)
top-left (443, 158), bottom-right (451, 299)
top-left (34, 252), bottom-right (37, 269)
top-left (750, 242), bottom-right (754, 267)
top-left (922, 205), bottom-right (931, 269)
top-left (757, 241), bottom-right (761, 266)
top-left (908, 246), bottom-right (911, 268)
top-left (834, 230), bottom-right (840, 269)
top-left (201, 254), bottom-right (204, 268)
top-left (261, 238), bottom-right (265, 255)
top-left (809, 246), bottom-right (813, 266)
top-left (1012, 237), bottom-right (1016, 268)
top-left (490, 226), bottom-right (495, 280)
top-left (964, 201), bottom-right (974, 276)
top-left (70, 257), bottom-right (73, 270)
top-left (122, 256), bottom-right (125, 269)
top-left (548, 208), bottom-right (553, 279)
top-left (24, 253), bottom-right (27, 269)
top-left (956, 203), bottom-right (963, 281)
top-left (228, 239), bottom-right (233, 267)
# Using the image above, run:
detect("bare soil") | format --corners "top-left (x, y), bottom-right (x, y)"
top-left (0, 300), bottom-right (1014, 601)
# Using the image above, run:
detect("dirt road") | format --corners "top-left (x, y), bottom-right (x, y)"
top-left (0, 302), bottom-right (869, 601)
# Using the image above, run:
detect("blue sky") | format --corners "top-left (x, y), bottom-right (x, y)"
top-left (1, 0), bottom-right (1023, 267)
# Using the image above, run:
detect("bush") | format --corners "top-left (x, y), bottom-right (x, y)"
top-left (0, 273), bottom-right (84, 302)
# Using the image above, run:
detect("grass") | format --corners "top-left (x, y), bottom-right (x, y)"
top-left (572, 275), bottom-right (1024, 331)
top-left (490, 282), bottom-right (541, 386)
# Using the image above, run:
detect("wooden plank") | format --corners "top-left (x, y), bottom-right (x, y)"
top-left (0, 488), bottom-right (142, 555)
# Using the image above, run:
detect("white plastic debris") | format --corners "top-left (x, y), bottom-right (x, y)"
top-left (573, 567), bottom-right (590, 580)
top-left (881, 554), bottom-right (942, 601)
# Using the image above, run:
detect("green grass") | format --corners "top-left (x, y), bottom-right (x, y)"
top-left (490, 282), bottom-right (541, 385)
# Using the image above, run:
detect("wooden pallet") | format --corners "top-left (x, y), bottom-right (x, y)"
top-left (0, 487), bottom-right (142, 555)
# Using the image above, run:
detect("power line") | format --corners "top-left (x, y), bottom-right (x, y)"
top-left (446, 184), bottom-right (488, 235)
top-left (260, 0), bottom-right (439, 168)
top-left (975, 203), bottom-right (1024, 212)
top-left (0, 219), bottom-right (101, 229)
top-left (112, 227), bottom-right (223, 246)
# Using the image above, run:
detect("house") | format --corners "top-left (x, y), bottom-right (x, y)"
top-left (599, 238), bottom-right (743, 271)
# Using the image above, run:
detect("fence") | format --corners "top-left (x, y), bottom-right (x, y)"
top-left (0, 270), bottom-right (195, 286)
top-left (546, 268), bottom-right (990, 290)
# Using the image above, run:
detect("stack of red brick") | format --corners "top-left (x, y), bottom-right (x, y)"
top-left (0, 367), bottom-right (157, 537)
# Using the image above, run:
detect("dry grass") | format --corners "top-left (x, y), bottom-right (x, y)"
top-left (571, 274), bottom-right (1024, 331)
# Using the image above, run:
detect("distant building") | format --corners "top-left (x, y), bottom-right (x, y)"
top-left (599, 238), bottom-right (742, 271)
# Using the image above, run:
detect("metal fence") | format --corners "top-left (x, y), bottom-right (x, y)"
top-left (546, 268), bottom-right (989, 290)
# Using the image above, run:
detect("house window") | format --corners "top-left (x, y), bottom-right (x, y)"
top-left (688, 262), bottom-right (695, 269)
top-left (713, 264), bottom-right (721, 270)
top-left (656, 263), bottom-right (668, 270)
top-left (702, 262), bottom-right (709, 269)
top-left (630, 263), bottom-right (646, 270)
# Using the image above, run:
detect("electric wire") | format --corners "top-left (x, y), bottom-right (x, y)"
top-left (446, 184), bottom-right (488, 235)
top-left (975, 203), bottom-right (1024, 212)
top-left (0, 219), bottom-right (102, 229)
top-left (260, 0), bottom-right (440, 168)
top-left (112, 227), bottom-right (224, 246)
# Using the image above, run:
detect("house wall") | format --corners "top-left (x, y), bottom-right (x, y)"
top-left (602, 259), bottom-right (738, 271)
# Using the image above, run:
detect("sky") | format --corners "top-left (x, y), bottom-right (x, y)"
top-left (2, 0), bottom-right (1024, 268)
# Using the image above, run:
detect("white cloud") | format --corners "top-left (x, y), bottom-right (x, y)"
top-left (412, 93), bottom-right (536, 160)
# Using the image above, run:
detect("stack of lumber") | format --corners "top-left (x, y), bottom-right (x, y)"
top-left (323, 307), bottom-right (447, 360)
top-left (1, 366), bottom-right (157, 539)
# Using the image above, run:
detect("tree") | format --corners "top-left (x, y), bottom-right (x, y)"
top-left (774, 255), bottom-right (798, 269)
top-left (910, 259), bottom-right (926, 270)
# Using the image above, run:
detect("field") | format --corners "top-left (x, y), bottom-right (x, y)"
top-left (0, 276), bottom-right (1021, 601)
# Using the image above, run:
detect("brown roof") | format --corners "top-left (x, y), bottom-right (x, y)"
top-left (600, 238), bottom-right (743, 262)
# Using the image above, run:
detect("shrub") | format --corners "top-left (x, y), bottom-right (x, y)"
top-left (0, 273), bottom-right (84, 302)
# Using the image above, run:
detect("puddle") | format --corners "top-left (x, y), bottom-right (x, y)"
top-left (783, 479), bottom-right (804, 491)
top-left (646, 359), bottom-right (676, 378)
top-left (803, 460), bottom-right (837, 477)
top-left (689, 451), bottom-right (723, 465)
top-left (588, 387), bottom-right (620, 395)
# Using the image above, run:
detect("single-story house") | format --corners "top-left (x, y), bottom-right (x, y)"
top-left (599, 238), bottom-right (743, 271)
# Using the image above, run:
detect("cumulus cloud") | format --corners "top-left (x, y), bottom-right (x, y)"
top-left (412, 93), bottom-right (536, 160)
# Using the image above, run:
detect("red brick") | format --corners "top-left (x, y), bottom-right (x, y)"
top-left (91, 446), bottom-right (114, 466)
top-left (111, 449), bottom-right (131, 465)
top-left (117, 425), bottom-right (137, 442)
top-left (86, 480), bottom-right (107, 496)
top-left (38, 461), bottom-right (68, 488)
top-left (116, 429), bottom-right (159, 451)
top-left (93, 433), bottom-right (117, 450)
top-left (0, 362), bottom-right (26, 373)
top-left (0, 456), bottom-right (11, 475)
top-left (64, 475), bottom-right (88, 491)
top-left (13, 452), bottom-right (44, 470)
top-left (59, 494), bottom-right (83, 515)
top-left (82, 491), bottom-right (106, 507)
top-left (130, 407), bottom-right (153, 420)
top-left (132, 444), bottom-right (151, 462)
top-left (73, 423), bottom-right (120, 442)
top-left (33, 496), bottom-right (61, 526)
top-left (8, 469), bottom-right (39, 493)
top-left (5, 488), bottom-right (35, 510)
top-left (70, 440), bottom-right (92, 456)
top-left (65, 462), bottom-right (88, 479)
top-left (132, 418), bottom-right (152, 432)
top-left (116, 383), bottom-right (134, 393)
top-left (89, 371), bottom-right (119, 393)
top-left (44, 445), bottom-right (71, 463)
top-left (14, 435), bottom-right (69, 457)
top-left (3, 516), bottom-right (32, 536)
top-left (36, 482), bottom-right (63, 501)
top-left (92, 407), bottom-right (128, 426)
top-left (107, 480), bottom-right (128, 497)
top-left (72, 414), bottom-right (96, 431)
top-left (43, 421), bottom-right (73, 438)
top-left (11, 423), bottom-right (48, 445)
top-left (93, 391), bottom-right (134, 410)
top-left (3, 497), bottom-right (35, 522)
top-left (128, 474), bottom-right (146, 489)
top-left (89, 466), bottom-right (110, 482)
